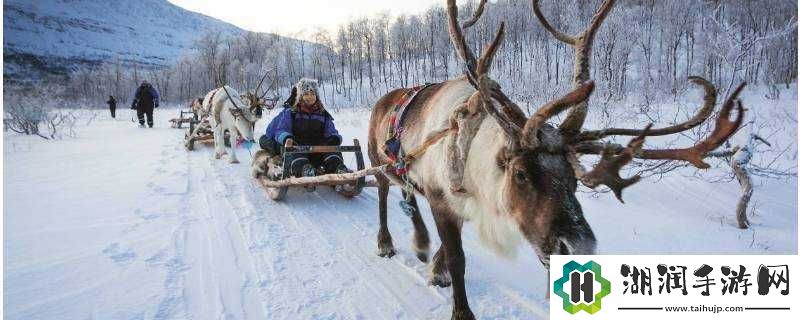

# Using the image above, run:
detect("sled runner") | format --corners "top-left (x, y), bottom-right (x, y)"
top-left (253, 138), bottom-right (367, 201)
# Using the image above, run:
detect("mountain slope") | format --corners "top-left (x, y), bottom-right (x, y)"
top-left (3, 0), bottom-right (244, 79)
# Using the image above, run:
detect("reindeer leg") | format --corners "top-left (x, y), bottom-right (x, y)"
top-left (428, 245), bottom-right (451, 287)
top-left (376, 174), bottom-right (396, 258)
top-left (430, 202), bottom-right (474, 320)
top-left (228, 130), bottom-right (240, 164)
top-left (403, 189), bottom-right (430, 263)
top-left (213, 126), bottom-right (225, 159)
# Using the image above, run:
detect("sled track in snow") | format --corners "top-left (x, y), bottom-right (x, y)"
top-left (171, 140), bottom-right (552, 319)
top-left (182, 146), bottom-right (454, 318)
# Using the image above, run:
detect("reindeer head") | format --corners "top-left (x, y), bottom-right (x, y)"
top-left (240, 68), bottom-right (279, 119)
top-left (219, 85), bottom-right (258, 142)
top-left (447, 0), bottom-right (745, 267)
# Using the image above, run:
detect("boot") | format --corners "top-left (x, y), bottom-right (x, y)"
top-left (335, 163), bottom-right (351, 174)
top-left (300, 163), bottom-right (317, 192)
top-left (334, 164), bottom-right (355, 194)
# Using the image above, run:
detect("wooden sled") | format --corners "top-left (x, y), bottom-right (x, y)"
top-left (184, 117), bottom-right (230, 150)
top-left (169, 110), bottom-right (195, 128)
top-left (255, 139), bottom-right (369, 201)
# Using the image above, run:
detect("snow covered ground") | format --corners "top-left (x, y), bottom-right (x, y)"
top-left (3, 89), bottom-right (797, 319)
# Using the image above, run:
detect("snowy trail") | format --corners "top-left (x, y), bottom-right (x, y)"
top-left (3, 108), bottom-right (796, 319)
top-left (182, 136), bottom-right (457, 319)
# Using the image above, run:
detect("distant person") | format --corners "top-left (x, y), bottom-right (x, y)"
top-left (106, 95), bottom-right (117, 118)
top-left (130, 80), bottom-right (160, 128)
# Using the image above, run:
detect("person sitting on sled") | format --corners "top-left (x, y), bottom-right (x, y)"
top-left (259, 78), bottom-right (349, 180)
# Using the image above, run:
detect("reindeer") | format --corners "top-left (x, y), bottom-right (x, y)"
top-left (366, 0), bottom-right (746, 319)
top-left (201, 70), bottom-right (278, 163)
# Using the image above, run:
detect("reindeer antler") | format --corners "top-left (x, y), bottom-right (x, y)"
top-left (258, 68), bottom-right (278, 100)
top-left (532, 0), bottom-right (746, 201)
top-left (569, 124), bottom-right (651, 202)
top-left (578, 77), bottom-right (718, 141)
top-left (532, 0), bottom-right (617, 137)
top-left (254, 68), bottom-right (271, 97)
top-left (446, 0), bottom-right (524, 147)
top-left (569, 80), bottom-right (747, 200)
top-left (522, 81), bottom-right (595, 149)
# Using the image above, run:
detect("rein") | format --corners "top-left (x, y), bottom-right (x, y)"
top-left (394, 127), bottom-right (453, 167)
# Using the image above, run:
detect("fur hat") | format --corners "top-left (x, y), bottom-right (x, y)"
top-left (295, 78), bottom-right (318, 98)
top-left (286, 78), bottom-right (320, 107)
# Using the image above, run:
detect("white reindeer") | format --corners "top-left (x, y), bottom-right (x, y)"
top-left (203, 85), bottom-right (260, 163)
top-left (193, 70), bottom-right (277, 163)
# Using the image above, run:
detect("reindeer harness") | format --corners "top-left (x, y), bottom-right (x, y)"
top-left (383, 83), bottom-right (437, 175)
top-left (383, 83), bottom-right (456, 216)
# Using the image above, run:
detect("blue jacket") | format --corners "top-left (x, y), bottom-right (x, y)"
top-left (131, 83), bottom-right (160, 109)
top-left (265, 104), bottom-right (341, 146)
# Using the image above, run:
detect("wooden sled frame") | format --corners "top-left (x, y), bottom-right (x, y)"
top-left (170, 110), bottom-right (196, 128)
top-left (259, 139), bottom-right (367, 201)
top-left (184, 117), bottom-right (231, 150)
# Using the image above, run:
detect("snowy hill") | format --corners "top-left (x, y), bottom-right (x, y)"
top-left (2, 0), bottom-right (244, 79)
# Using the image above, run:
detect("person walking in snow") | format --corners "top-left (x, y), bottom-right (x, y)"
top-left (130, 80), bottom-right (160, 128)
top-left (259, 78), bottom-right (349, 183)
top-left (107, 95), bottom-right (117, 118)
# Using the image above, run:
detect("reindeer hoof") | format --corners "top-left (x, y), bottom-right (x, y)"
top-left (377, 231), bottom-right (395, 258)
top-left (428, 272), bottom-right (452, 288)
top-left (230, 158), bottom-right (240, 164)
top-left (416, 252), bottom-right (429, 263)
top-left (377, 246), bottom-right (396, 258)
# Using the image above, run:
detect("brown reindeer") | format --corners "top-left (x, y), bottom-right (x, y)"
top-left (367, 0), bottom-right (746, 319)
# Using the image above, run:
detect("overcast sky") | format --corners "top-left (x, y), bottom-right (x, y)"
top-left (168, 0), bottom-right (442, 38)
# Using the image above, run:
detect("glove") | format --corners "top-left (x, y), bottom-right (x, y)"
top-left (325, 135), bottom-right (342, 146)
top-left (283, 136), bottom-right (295, 147)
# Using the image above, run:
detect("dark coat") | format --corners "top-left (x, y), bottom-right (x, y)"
top-left (264, 103), bottom-right (341, 146)
top-left (131, 83), bottom-right (160, 110)
top-left (107, 96), bottom-right (116, 109)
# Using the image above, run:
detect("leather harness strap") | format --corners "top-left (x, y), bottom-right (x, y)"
top-left (383, 83), bottom-right (437, 172)
top-left (381, 83), bottom-right (457, 191)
